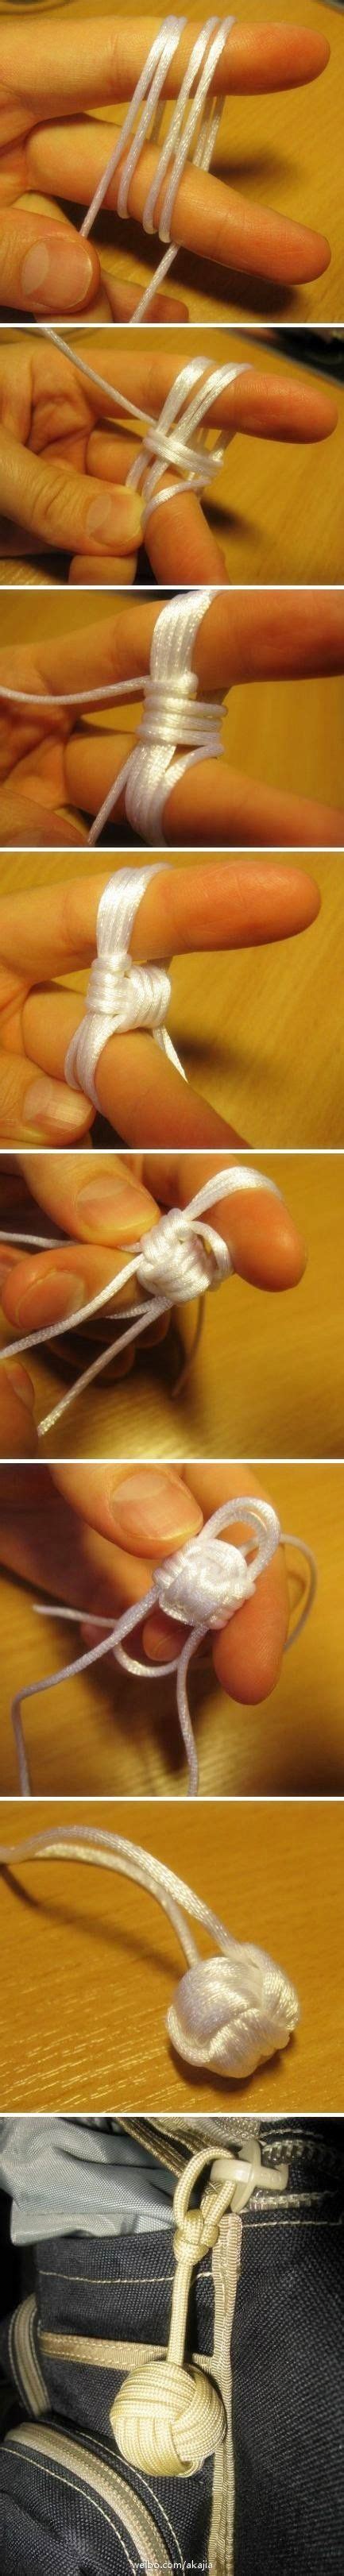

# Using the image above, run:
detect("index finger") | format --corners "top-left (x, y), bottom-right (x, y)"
top-left (1, 588), bottom-right (344, 707)
top-left (0, 860), bottom-right (320, 990)
top-left (0, 17), bottom-right (330, 137)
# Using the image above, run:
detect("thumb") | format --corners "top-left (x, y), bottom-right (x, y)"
top-left (0, 1357), bottom-right (37, 1458)
top-left (0, 424), bottom-right (143, 559)
top-left (0, 208), bottom-right (98, 315)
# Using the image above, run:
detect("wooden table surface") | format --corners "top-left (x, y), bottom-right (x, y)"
top-left (0, 1463), bottom-right (342, 1799)
top-left (1, 1151), bottom-right (342, 1459)
top-left (1, 844), bottom-right (342, 1149)
top-left (4, 0), bottom-right (342, 322)
top-left (0, 1794), bottom-right (342, 2111)
top-left (1, 587), bottom-right (343, 839)
top-left (0, 327), bottom-right (342, 588)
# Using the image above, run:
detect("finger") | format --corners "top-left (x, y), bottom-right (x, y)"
top-left (0, 426), bottom-right (142, 559)
top-left (4, 586), bottom-right (340, 713)
top-left (0, 209), bottom-right (99, 316)
top-left (68, 555), bottom-right (137, 587)
top-left (0, 1357), bottom-right (37, 1458)
top-left (141, 1152), bottom-right (306, 1291)
top-left (64, 732), bottom-right (344, 852)
top-left (0, 790), bottom-right (85, 848)
top-left (21, 991), bottom-right (245, 1149)
top-left (103, 274), bottom-right (188, 323)
top-left (17, 1151), bottom-right (159, 1244)
top-left (0, 1464), bottom-right (161, 1626)
top-left (29, 118), bottom-right (330, 287)
top-left (0, 1050), bottom-right (94, 1145)
top-left (0, 859), bottom-right (319, 994)
top-left (85, 357), bottom-right (337, 450)
top-left (1, 18), bottom-right (329, 133)
top-left (142, 1462), bottom-right (288, 1697)
top-left (50, 1462), bottom-right (203, 1555)
top-left (1, 1239), bottom-right (165, 1333)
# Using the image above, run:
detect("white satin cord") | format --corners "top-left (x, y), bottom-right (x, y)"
top-left (0, 1822), bottom-right (299, 2082)
top-left (9, 1498), bottom-right (317, 1803)
top-left (0, 1164), bottom-right (280, 1439)
top-left (79, 17), bottom-right (234, 322)
top-left (64, 864), bottom-right (185, 1109)
top-left (0, 587), bottom-right (224, 849)
top-left (41, 328), bottom-right (249, 531)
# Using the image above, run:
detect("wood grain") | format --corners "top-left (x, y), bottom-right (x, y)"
top-left (0, 327), bottom-right (342, 587)
top-left (2, 0), bottom-right (341, 322)
top-left (0, 1795), bottom-right (342, 2111)
top-left (0, 1462), bottom-right (342, 1799)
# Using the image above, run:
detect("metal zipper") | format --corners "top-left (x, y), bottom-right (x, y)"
top-left (4, 2421), bottom-right (175, 2573)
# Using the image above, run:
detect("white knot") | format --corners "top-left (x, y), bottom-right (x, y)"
top-left (84, 952), bottom-right (171, 1034)
top-left (64, 863), bottom-right (183, 1107)
top-left (111, 2358), bottom-right (226, 2477)
top-left (88, 589), bottom-right (225, 847)
top-left (155, 1535), bottom-right (255, 1629)
top-left (167, 1949), bottom-right (300, 2079)
top-left (137, 1209), bottom-right (232, 1305)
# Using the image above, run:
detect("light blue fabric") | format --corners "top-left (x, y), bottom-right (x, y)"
top-left (0, 2118), bottom-right (176, 2242)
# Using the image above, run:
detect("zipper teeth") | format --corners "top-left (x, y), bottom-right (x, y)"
top-left (4, 2423), bottom-right (173, 2573)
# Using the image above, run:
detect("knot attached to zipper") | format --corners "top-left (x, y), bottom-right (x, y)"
top-left (111, 2139), bottom-right (288, 2475)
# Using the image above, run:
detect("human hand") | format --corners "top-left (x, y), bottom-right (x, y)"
top-left (0, 591), bottom-right (342, 846)
top-left (0, 1459), bottom-right (289, 1747)
top-left (0, 863), bottom-right (319, 1145)
top-left (0, 334), bottom-right (336, 587)
top-left (0, 18), bottom-right (330, 322)
top-left (0, 1147), bottom-right (305, 1461)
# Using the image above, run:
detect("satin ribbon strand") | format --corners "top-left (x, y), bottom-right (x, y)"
top-left (0, 1822), bottom-right (300, 2082)
top-left (9, 1500), bottom-right (316, 1802)
top-left (0, 587), bottom-right (225, 849)
top-left (40, 328), bottom-right (249, 531)
top-left (79, 17), bottom-right (234, 322)
top-left (64, 864), bottom-right (186, 1106)
top-left (0, 1164), bottom-right (280, 1439)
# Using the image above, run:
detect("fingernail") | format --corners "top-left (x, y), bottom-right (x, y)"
top-left (86, 489), bottom-right (142, 547)
top-left (76, 1177), bottom-right (157, 1242)
top-left (109, 1470), bottom-right (203, 1550)
top-left (11, 1269), bottom-right (86, 1330)
top-left (23, 1079), bottom-right (87, 1136)
top-left (2, 1358), bottom-right (35, 1412)
top-left (21, 235), bottom-right (95, 313)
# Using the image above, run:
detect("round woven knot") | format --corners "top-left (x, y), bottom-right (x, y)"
top-left (154, 1535), bottom-right (256, 1631)
top-left (110, 2358), bottom-right (226, 2477)
top-left (167, 1950), bottom-right (300, 2080)
top-left (136, 1211), bottom-right (231, 1306)
top-left (85, 954), bottom-right (172, 1036)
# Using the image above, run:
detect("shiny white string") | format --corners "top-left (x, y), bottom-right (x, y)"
top-left (79, 17), bottom-right (234, 323)
top-left (0, 1821), bottom-right (299, 2081)
top-left (64, 864), bottom-right (185, 1109)
top-left (41, 328), bottom-right (248, 531)
top-left (0, 587), bottom-right (224, 849)
top-left (9, 1499), bottom-right (317, 1802)
top-left (0, 1164), bottom-right (280, 1439)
